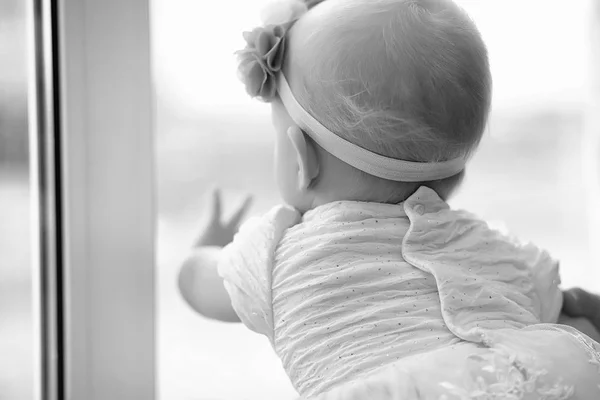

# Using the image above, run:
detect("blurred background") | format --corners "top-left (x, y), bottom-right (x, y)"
top-left (0, 0), bottom-right (33, 399)
top-left (0, 0), bottom-right (598, 399)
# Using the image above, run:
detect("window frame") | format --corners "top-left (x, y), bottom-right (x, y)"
top-left (35, 0), bottom-right (157, 398)
top-left (28, 0), bottom-right (62, 399)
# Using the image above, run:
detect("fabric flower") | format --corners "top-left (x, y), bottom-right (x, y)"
top-left (235, 0), bottom-right (310, 102)
top-left (236, 24), bottom-right (289, 101)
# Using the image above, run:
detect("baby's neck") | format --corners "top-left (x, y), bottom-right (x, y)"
top-left (304, 173), bottom-right (462, 214)
top-left (295, 153), bottom-right (464, 214)
top-left (306, 178), bottom-right (417, 212)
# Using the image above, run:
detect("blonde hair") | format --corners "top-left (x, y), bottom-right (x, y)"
top-left (285, 0), bottom-right (491, 201)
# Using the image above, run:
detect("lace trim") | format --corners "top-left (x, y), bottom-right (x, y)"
top-left (568, 329), bottom-right (600, 391)
top-left (438, 347), bottom-right (574, 400)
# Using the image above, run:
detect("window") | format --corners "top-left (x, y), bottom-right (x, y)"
top-left (35, 0), bottom-right (156, 398)
top-left (3, 0), bottom-right (597, 399)
top-left (0, 1), bottom-right (36, 399)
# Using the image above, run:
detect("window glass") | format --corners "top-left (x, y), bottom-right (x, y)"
top-left (0, 1), bottom-right (36, 399)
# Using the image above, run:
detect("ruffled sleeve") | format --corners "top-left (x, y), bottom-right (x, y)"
top-left (526, 245), bottom-right (562, 323)
top-left (488, 223), bottom-right (563, 324)
top-left (217, 205), bottom-right (300, 343)
top-left (474, 225), bottom-right (563, 324)
top-left (402, 186), bottom-right (563, 343)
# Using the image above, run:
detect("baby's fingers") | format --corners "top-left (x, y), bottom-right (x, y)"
top-left (209, 188), bottom-right (223, 224)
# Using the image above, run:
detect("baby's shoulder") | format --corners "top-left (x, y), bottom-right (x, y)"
top-left (403, 186), bottom-right (556, 272)
top-left (219, 204), bottom-right (301, 298)
top-left (237, 204), bottom-right (301, 237)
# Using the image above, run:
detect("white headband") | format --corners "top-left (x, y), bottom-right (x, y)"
top-left (277, 73), bottom-right (466, 182)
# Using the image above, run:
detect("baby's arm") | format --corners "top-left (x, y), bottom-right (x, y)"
top-left (177, 190), bottom-right (252, 322)
top-left (178, 246), bottom-right (240, 322)
top-left (560, 287), bottom-right (600, 342)
top-left (525, 247), bottom-right (600, 342)
top-left (557, 313), bottom-right (600, 342)
top-left (529, 253), bottom-right (600, 341)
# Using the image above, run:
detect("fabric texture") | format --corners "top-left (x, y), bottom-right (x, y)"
top-left (218, 186), bottom-right (600, 399)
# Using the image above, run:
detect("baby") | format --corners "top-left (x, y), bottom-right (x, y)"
top-left (179, 0), bottom-right (600, 398)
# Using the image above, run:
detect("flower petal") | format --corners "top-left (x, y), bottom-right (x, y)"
top-left (265, 37), bottom-right (286, 71)
top-left (236, 1), bottom-right (303, 102)
top-left (255, 29), bottom-right (276, 56)
top-left (260, 75), bottom-right (277, 100)
top-left (245, 61), bottom-right (267, 97)
top-left (242, 29), bottom-right (260, 48)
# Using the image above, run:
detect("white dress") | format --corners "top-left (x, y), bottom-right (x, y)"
top-left (218, 186), bottom-right (600, 399)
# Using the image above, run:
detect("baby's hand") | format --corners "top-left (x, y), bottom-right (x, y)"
top-left (558, 314), bottom-right (600, 343)
top-left (194, 189), bottom-right (253, 248)
top-left (562, 287), bottom-right (600, 333)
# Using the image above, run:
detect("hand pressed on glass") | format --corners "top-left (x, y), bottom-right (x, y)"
top-left (194, 189), bottom-right (253, 248)
top-left (178, 189), bottom-right (252, 322)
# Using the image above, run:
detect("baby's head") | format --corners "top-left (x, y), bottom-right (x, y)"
top-left (238, 0), bottom-right (491, 213)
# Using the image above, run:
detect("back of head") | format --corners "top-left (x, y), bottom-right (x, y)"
top-left (286, 0), bottom-right (492, 167)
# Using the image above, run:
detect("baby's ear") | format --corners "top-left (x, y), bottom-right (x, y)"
top-left (287, 126), bottom-right (319, 191)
